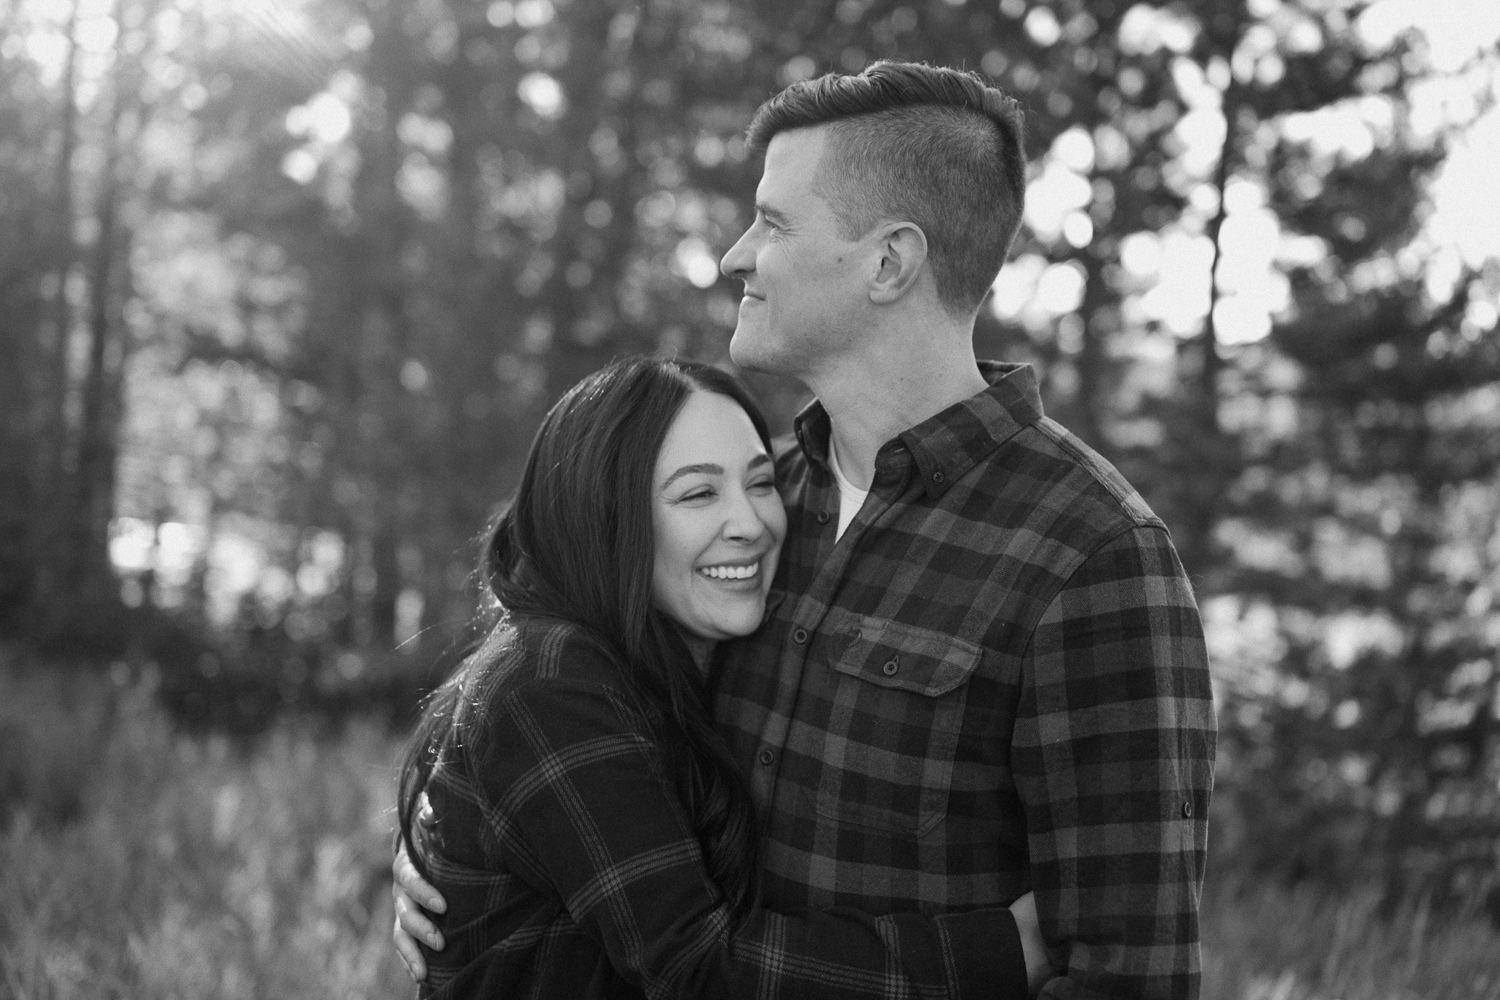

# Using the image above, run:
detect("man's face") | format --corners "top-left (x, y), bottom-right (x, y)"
top-left (719, 126), bottom-right (872, 377)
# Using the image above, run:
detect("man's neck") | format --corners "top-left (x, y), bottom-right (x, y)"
top-left (808, 337), bottom-right (988, 491)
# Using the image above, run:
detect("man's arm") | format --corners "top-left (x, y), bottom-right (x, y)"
top-left (1011, 524), bottom-right (1217, 1000)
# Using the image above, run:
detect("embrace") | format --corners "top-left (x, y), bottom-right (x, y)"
top-left (390, 61), bottom-right (1217, 999)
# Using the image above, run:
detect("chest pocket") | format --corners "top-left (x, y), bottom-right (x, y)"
top-left (805, 615), bottom-right (982, 837)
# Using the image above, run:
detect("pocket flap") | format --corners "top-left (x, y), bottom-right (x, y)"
top-left (830, 616), bottom-right (982, 696)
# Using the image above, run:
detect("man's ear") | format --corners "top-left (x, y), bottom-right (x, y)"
top-left (868, 222), bottom-right (929, 305)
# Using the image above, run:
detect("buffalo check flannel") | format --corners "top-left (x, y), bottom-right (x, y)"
top-left (413, 615), bottom-right (1028, 1000)
top-left (712, 361), bottom-right (1218, 1000)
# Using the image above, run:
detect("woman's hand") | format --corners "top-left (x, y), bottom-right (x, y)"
top-left (1008, 891), bottom-right (1057, 995)
top-left (392, 843), bottom-right (448, 982)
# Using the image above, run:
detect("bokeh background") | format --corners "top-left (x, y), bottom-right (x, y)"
top-left (2, 0), bottom-right (1499, 996)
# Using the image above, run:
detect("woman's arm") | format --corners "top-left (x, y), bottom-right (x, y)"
top-left (393, 849), bottom-right (1053, 994)
top-left (406, 674), bottom-right (1051, 1000)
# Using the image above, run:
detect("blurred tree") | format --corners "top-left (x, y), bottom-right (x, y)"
top-left (0, 0), bottom-right (144, 651)
top-left (0, 3), bottom-right (55, 631)
top-left (53, 0), bottom-right (149, 647)
top-left (1173, 1), bottom-right (1500, 910)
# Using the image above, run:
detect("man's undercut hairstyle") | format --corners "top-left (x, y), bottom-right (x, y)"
top-left (747, 60), bottom-right (1027, 316)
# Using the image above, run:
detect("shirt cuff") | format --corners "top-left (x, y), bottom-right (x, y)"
top-left (936, 906), bottom-right (1028, 1000)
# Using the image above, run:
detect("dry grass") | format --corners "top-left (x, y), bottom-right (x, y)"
top-left (1, 657), bottom-right (1497, 999)
top-left (0, 662), bottom-right (409, 1000)
top-left (1202, 877), bottom-right (1500, 1000)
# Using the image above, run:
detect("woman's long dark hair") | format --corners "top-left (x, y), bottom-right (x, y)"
top-left (398, 357), bottom-right (770, 918)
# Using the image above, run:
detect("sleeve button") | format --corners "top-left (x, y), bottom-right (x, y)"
top-left (882, 659), bottom-right (899, 676)
top-left (931, 470), bottom-right (945, 485)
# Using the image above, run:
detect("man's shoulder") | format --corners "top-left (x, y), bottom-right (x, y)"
top-left (994, 415), bottom-right (1165, 545)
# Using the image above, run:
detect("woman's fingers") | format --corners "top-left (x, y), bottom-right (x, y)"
top-left (393, 904), bottom-right (429, 982)
top-left (395, 845), bottom-right (448, 914)
top-left (392, 875), bottom-right (445, 950)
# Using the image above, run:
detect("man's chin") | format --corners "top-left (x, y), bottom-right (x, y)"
top-left (728, 323), bottom-right (782, 375)
top-left (727, 326), bottom-right (760, 369)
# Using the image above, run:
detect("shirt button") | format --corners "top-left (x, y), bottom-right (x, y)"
top-left (793, 628), bottom-right (809, 644)
top-left (817, 510), bottom-right (830, 524)
top-left (882, 659), bottom-right (899, 676)
top-left (931, 470), bottom-right (945, 485)
top-left (1182, 800), bottom-right (1193, 818)
top-left (758, 748), bottom-right (775, 766)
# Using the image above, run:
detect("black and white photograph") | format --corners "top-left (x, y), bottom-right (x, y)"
top-left (1, 0), bottom-right (1498, 996)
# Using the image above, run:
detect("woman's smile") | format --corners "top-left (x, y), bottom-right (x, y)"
top-left (697, 557), bottom-right (766, 583)
top-left (651, 391), bottom-right (786, 642)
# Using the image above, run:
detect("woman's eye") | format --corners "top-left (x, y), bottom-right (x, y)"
top-left (680, 488), bottom-right (714, 502)
top-left (748, 478), bottom-right (776, 493)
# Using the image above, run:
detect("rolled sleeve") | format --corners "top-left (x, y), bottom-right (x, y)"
top-left (1012, 525), bottom-right (1217, 1000)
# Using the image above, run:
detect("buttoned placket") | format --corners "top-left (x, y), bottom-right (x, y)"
top-left (746, 442), bottom-right (918, 808)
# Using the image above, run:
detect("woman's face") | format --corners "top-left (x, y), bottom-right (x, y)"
top-left (650, 391), bottom-right (786, 641)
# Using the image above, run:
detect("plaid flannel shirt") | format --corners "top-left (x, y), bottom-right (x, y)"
top-left (413, 614), bottom-right (1028, 1000)
top-left (713, 361), bottom-right (1217, 1000)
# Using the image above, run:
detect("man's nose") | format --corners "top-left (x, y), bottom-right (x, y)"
top-left (721, 228), bottom-right (754, 279)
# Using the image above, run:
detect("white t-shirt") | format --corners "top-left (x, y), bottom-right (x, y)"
top-left (826, 439), bottom-right (870, 541)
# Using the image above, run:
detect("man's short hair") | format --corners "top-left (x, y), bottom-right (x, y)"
top-left (747, 60), bottom-right (1027, 317)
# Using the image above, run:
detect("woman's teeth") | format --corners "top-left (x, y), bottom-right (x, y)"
top-left (699, 562), bottom-right (758, 580)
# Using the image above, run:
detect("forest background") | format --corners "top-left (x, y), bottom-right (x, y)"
top-left (2, 0), bottom-right (1499, 996)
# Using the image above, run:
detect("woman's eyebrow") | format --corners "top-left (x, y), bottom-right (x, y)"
top-left (748, 454), bottom-right (772, 470)
top-left (660, 463), bottom-right (723, 491)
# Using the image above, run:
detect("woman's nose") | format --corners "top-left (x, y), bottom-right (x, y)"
top-left (722, 491), bottom-right (767, 542)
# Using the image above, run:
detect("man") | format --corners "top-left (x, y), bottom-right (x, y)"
top-left (397, 60), bottom-right (1216, 998)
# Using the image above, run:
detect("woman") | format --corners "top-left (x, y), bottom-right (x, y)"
top-left (396, 358), bottom-right (1048, 998)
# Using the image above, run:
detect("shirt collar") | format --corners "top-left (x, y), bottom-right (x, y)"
top-left (792, 361), bottom-right (1044, 498)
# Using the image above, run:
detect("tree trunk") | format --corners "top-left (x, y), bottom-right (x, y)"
top-left (27, 0), bottom-right (83, 628)
top-left (1173, 76), bottom-right (1243, 581)
top-left (45, 0), bottom-right (81, 478)
top-left (44, 0), bottom-right (138, 651)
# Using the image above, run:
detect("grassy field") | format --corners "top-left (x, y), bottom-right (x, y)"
top-left (1, 658), bottom-right (1497, 1000)
top-left (0, 662), bottom-right (408, 1000)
